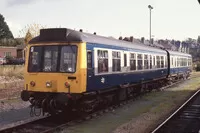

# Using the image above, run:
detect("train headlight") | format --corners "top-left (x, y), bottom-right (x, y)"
top-left (30, 81), bottom-right (35, 87)
top-left (46, 81), bottom-right (52, 87)
top-left (65, 82), bottom-right (70, 88)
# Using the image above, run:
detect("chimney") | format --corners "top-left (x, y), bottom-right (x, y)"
top-left (130, 36), bottom-right (134, 42)
top-left (141, 37), bottom-right (145, 43)
top-left (150, 38), bottom-right (154, 44)
top-left (123, 37), bottom-right (130, 42)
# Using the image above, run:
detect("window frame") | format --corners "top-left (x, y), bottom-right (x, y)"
top-left (130, 53), bottom-right (137, 71)
top-left (28, 45), bottom-right (78, 73)
top-left (112, 51), bottom-right (121, 72)
top-left (97, 49), bottom-right (109, 74)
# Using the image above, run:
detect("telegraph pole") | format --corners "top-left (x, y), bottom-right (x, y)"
top-left (148, 5), bottom-right (153, 44)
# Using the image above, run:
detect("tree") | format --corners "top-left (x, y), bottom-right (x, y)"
top-left (24, 30), bottom-right (33, 45)
top-left (19, 23), bottom-right (46, 38)
top-left (19, 23), bottom-right (46, 45)
top-left (197, 36), bottom-right (200, 44)
top-left (185, 38), bottom-right (196, 44)
top-left (0, 14), bottom-right (14, 39)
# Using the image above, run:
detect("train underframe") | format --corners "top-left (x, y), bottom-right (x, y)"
top-left (21, 74), bottom-right (190, 116)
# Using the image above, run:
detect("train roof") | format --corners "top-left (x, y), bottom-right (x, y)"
top-left (167, 50), bottom-right (191, 57)
top-left (29, 28), bottom-right (166, 54)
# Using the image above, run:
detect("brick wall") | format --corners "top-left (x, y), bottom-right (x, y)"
top-left (0, 47), bottom-right (17, 58)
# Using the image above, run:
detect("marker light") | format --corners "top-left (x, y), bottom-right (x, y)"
top-left (46, 81), bottom-right (52, 87)
top-left (30, 81), bottom-right (35, 87)
top-left (65, 82), bottom-right (70, 88)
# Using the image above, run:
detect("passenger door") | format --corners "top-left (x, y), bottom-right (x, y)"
top-left (122, 52), bottom-right (129, 72)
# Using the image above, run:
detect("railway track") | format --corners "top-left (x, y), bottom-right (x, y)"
top-left (0, 113), bottom-right (77, 133)
top-left (151, 89), bottom-right (200, 133)
top-left (0, 78), bottom-right (193, 133)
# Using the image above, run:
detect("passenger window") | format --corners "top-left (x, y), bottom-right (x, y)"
top-left (177, 58), bottom-right (179, 67)
top-left (161, 56), bottom-right (164, 68)
top-left (175, 58), bottom-right (177, 67)
top-left (130, 53), bottom-right (136, 70)
top-left (144, 55), bottom-right (149, 69)
top-left (112, 51), bottom-right (121, 72)
top-left (124, 54), bottom-right (127, 67)
top-left (165, 56), bottom-right (168, 68)
top-left (171, 57), bottom-right (173, 66)
top-left (150, 55), bottom-right (152, 69)
top-left (87, 51), bottom-right (92, 69)
top-left (156, 56), bottom-right (160, 68)
top-left (153, 56), bottom-right (156, 68)
top-left (137, 54), bottom-right (143, 70)
top-left (97, 50), bottom-right (108, 73)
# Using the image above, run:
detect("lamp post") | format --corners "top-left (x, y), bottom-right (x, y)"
top-left (148, 5), bottom-right (153, 44)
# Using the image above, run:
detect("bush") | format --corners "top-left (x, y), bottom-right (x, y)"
top-left (195, 62), bottom-right (200, 71)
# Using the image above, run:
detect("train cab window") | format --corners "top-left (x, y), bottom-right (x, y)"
top-left (124, 54), bottom-right (127, 67)
top-left (150, 55), bottom-right (152, 69)
top-left (60, 46), bottom-right (77, 73)
top-left (144, 54), bottom-right (149, 69)
top-left (160, 56), bottom-right (164, 68)
top-left (156, 56), bottom-right (160, 68)
top-left (87, 51), bottom-right (92, 69)
top-left (137, 54), bottom-right (143, 70)
top-left (43, 46), bottom-right (58, 72)
top-left (112, 51), bottom-right (121, 72)
top-left (189, 58), bottom-right (191, 66)
top-left (98, 50), bottom-right (108, 73)
top-left (130, 53), bottom-right (136, 70)
top-left (28, 46), bottom-right (42, 72)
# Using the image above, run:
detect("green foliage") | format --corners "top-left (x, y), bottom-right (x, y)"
top-left (185, 38), bottom-right (196, 44)
top-left (19, 23), bottom-right (46, 44)
top-left (196, 62), bottom-right (200, 71)
top-left (24, 30), bottom-right (33, 45)
top-left (197, 36), bottom-right (200, 44)
top-left (189, 48), bottom-right (200, 62)
top-left (0, 38), bottom-right (24, 47)
top-left (0, 14), bottom-right (13, 39)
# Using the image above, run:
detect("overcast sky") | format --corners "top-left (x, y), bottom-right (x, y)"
top-left (1, 0), bottom-right (200, 40)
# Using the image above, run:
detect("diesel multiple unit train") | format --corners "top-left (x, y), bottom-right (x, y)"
top-left (21, 28), bottom-right (192, 115)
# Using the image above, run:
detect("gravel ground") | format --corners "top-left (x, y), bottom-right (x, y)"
top-left (0, 76), bottom-right (23, 84)
top-left (60, 72), bottom-right (200, 133)
top-left (0, 76), bottom-right (24, 100)
top-left (0, 76), bottom-right (33, 129)
top-left (0, 98), bottom-right (30, 113)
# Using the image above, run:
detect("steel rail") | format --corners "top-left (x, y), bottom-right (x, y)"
top-left (151, 89), bottom-right (200, 133)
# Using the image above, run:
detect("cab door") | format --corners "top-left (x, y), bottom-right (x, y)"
top-left (86, 50), bottom-right (94, 91)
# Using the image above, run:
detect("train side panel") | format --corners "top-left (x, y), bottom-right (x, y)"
top-left (86, 43), bottom-right (168, 92)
